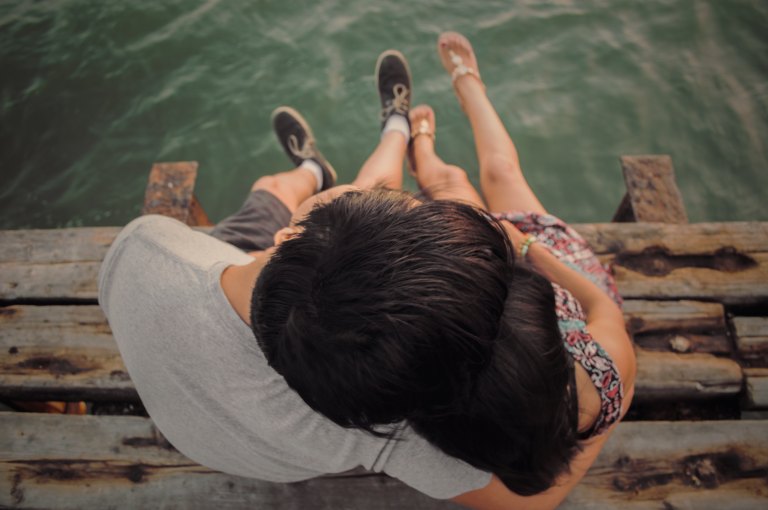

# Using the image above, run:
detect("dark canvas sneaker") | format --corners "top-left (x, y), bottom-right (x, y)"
top-left (375, 50), bottom-right (412, 131)
top-left (271, 106), bottom-right (337, 191)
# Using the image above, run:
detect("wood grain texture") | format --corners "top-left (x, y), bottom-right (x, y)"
top-left (0, 306), bottom-right (744, 402)
top-left (611, 253), bottom-right (768, 305)
top-left (617, 155), bottom-right (688, 224)
top-left (744, 368), bottom-right (768, 409)
top-left (142, 162), bottom-right (199, 224)
top-left (2, 223), bottom-right (767, 304)
top-left (634, 349), bottom-right (743, 401)
top-left (623, 300), bottom-right (729, 353)
top-left (733, 317), bottom-right (768, 363)
top-left (0, 414), bottom-right (765, 509)
top-left (571, 221), bottom-right (768, 255)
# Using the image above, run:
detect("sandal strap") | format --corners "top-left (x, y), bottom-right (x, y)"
top-left (411, 118), bottom-right (435, 140)
top-left (448, 50), bottom-right (483, 87)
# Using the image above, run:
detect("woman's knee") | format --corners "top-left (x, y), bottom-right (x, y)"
top-left (481, 153), bottom-right (522, 186)
top-left (434, 164), bottom-right (472, 187)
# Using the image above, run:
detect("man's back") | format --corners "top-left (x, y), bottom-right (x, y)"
top-left (97, 215), bottom-right (490, 498)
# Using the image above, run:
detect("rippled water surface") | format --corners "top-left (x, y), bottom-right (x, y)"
top-left (1, 0), bottom-right (767, 228)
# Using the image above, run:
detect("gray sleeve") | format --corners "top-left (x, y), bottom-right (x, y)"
top-left (98, 215), bottom-right (166, 316)
top-left (380, 425), bottom-right (492, 500)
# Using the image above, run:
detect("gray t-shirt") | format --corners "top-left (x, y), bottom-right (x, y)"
top-left (98, 215), bottom-right (491, 499)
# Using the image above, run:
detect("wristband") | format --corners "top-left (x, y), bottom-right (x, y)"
top-left (518, 234), bottom-right (537, 260)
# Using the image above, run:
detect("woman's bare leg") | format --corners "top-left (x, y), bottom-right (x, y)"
top-left (409, 105), bottom-right (485, 208)
top-left (438, 32), bottom-right (547, 215)
top-left (351, 131), bottom-right (406, 190)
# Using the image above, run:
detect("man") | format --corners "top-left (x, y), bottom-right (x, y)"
top-left (99, 50), bottom-right (510, 501)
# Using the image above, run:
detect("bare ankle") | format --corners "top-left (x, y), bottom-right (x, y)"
top-left (454, 75), bottom-right (485, 101)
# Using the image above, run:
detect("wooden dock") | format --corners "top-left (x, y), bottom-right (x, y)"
top-left (1, 156), bottom-right (767, 509)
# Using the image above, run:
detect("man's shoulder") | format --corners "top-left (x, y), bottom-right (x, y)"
top-left (98, 215), bottom-right (249, 311)
top-left (112, 214), bottom-right (196, 251)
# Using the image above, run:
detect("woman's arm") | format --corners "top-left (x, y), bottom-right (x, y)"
top-left (451, 384), bottom-right (636, 510)
top-left (500, 222), bottom-right (634, 383)
top-left (501, 221), bottom-right (623, 328)
top-left (446, 221), bottom-right (638, 509)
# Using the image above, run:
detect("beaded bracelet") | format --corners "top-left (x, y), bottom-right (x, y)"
top-left (518, 234), bottom-right (537, 260)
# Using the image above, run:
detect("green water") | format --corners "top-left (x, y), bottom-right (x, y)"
top-left (2, 0), bottom-right (767, 229)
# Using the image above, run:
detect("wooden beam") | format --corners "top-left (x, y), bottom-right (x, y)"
top-left (142, 162), bottom-right (212, 226)
top-left (0, 414), bottom-right (765, 509)
top-left (1, 222), bottom-right (766, 305)
top-left (743, 368), bottom-right (768, 409)
top-left (573, 221), bottom-right (768, 255)
top-left (612, 155), bottom-right (688, 224)
top-left (0, 305), bottom-right (136, 401)
top-left (732, 317), bottom-right (768, 364)
top-left (611, 254), bottom-right (768, 305)
top-left (0, 306), bottom-right (745, 403)
top-left (623, 300), bottom-right (729, 353)
top-left (634, 348), bottom-right (743, 401)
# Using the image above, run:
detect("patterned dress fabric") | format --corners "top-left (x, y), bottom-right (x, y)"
top-left (494, 211), bottom-right (624, 438)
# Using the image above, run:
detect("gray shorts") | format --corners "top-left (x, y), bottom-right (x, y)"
top-left (209, 190), bottom-right (291, 252)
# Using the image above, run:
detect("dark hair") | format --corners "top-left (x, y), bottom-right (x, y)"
top-left (252, 188), bottom-right (578, 495)
top-left (409, 267), bottom-right (581, 495)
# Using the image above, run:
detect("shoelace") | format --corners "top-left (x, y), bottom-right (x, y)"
top-left (287, 134), bottom-right (315, 160)
top-left (381, 83), bottom-right (410, 121)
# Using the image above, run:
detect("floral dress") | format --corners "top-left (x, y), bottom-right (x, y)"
top-left (495, 211), bottom-right (624, 437)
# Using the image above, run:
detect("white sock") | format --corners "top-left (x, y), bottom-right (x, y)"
top-left (381, 114), bottom-right (410, 143)
top-left (299, 159), bottom-right (324, 192)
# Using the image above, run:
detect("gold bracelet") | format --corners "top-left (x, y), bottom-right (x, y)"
top-left (518, 234), bottom-right (537, 260)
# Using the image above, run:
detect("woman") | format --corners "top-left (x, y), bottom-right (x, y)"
top-left (249, 33), bottom-right (636, 509)
top-left (394, 32), bottom-right (636, 509)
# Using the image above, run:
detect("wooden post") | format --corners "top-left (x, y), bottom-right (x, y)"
top-left (612, 155), bottom-right (688, 223)
top-left (142, 162), bottom-right (212, 226)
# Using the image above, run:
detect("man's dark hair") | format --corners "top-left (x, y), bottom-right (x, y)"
top-left (252, 188), bottom-right (578, 496)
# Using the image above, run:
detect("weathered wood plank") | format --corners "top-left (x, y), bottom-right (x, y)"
top-left (0, 306), bottom-right (745, 402)
top-left (1, 414), bottom-right (765, 509)
top-left (623, 300), bottom-right (729, 353)
top-left (2, 223), bottom-right (764, 263)
top-left (567, 420), bottom-right (768, 509)
top-left (743, 368), bottom-right (768, 409)
top-left (612, 253), bottom-right (768, 305)
top-left (0, 346), bottom-right (136, 402)
top-left (634, 349), bottom-right (743, 401)
top-left (0, 305), bottom-right (111, 348)
top-left (733, 317), bottom-right (768, 363)
top-left (0, 261), bottom-right (102, 301)
top-left (613, 155), bottom-right (688, 224)
top-left (0, 227), bottom-right (117, 264)
top-left (142, 162), bottom-right (199, 225)
top-left (572, 221), bottom-right (768, 255)
top-left (2, 223), bottom-right (766, 304)
top-left (0, 306), bottom-right (134, 401)
top-left (623, 300), bottom-right (726, 335)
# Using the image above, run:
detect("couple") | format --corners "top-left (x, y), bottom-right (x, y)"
top-left (99, 32), bottom-right (635, 509)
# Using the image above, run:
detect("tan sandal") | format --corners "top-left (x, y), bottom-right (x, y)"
top-left (407, 106), bottom-right (436, 179)
top-left (438, 32), bottom-right (486, 95)
top-left (447, 49), bottom-right (481, 86)
top-left (411, 117), bottom-right (435, 142)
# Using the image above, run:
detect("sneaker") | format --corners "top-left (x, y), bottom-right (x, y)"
top-left (375, 50), bottom-right (412, 131)
top-left (271, 106), bottom-right (337, 191)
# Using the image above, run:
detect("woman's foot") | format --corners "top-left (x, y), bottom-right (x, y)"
top-left (407, 105), bottom-right (436, 179)
top-left (437, 32), bottom-right (485, 106)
